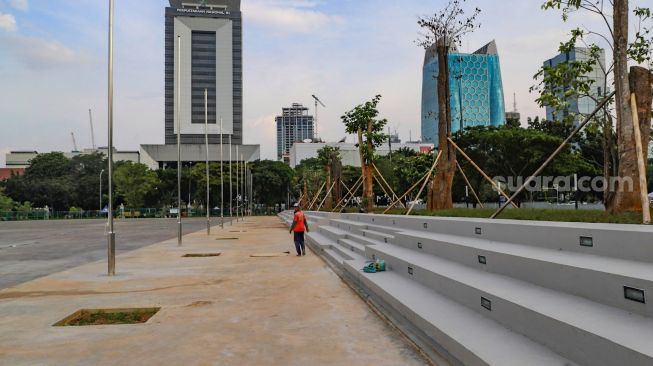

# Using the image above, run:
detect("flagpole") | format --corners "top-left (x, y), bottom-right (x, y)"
top-left (107, 0), bottom-right (116, 276)
top-left (204, 88), bottom-right (210, 235)
top-left (236, 145), bottom-right (239, 222)
top-left (176, 34), bottom-right (182, 246)
top-left (220, 117), bottom-right (224, 229)
top-left (229, 135), bottom-right (232, 225)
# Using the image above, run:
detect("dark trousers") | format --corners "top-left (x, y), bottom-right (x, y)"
top-left (293, 231), bottom-right (305, 255)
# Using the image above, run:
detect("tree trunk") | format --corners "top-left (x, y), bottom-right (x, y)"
top-left (429, 43), bottom-right (455, 210)
top-left (356, 128), bottom-right (369, 210)
top-left (630, 66), bottom-right (652, 158)
top-left (610, 0), bottom-right (640, 213)
top-left (325, 165), bottom-right (332, 210)
top-left (365, 120), bottom-right (374, 211)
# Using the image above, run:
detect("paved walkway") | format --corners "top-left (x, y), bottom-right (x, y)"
top-left (0, 216), bottom-right (430, 365)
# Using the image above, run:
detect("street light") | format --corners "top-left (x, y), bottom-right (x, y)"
top-left (99, 169), bottom-right (105, 214)
top-left (107, 0), bottom-right (115, 276)
top-left (176, 34), bottom-right (182, 246)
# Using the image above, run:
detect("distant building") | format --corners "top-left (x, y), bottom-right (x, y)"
top-left (140, 0), bottom-right (259, 168)
top-left (4, 148), bottom-right (140, 169)
top-left (543, 47), bottom-right (606, 123)
top-left (289, 142), bottom-right (434, 168)
top-left (276, 103), bottom-right (315, 163)
top-left (0, 167), bottom-right (24, 181)
top-left (421, 40), bottom-right (506, 146)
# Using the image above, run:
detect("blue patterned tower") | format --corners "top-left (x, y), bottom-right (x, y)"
top-left (421, 40), bottom-right (506, 146)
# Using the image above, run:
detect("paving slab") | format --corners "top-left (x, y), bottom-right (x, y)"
top-left (0, 216), bottom-right (430, 366)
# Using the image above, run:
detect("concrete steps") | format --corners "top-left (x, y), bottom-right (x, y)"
top-left (366, 243), bottom-right (653, 366)
top-left (394, 230), bottom-right (653, 317)
top-left (281, 211), bottom-right (653, 366)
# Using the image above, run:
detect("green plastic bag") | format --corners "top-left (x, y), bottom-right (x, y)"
top-left (363, 262), bottom-right (377, 273)
top-left (375, 259), bottom-right (386, 272)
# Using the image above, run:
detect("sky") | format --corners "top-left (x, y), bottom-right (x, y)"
top-left (0, 0), bottom-right (644, 165)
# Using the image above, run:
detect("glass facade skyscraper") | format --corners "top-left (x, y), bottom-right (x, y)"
top-left (421, 40), bottom-right (506, 146)
top-left (276, 104), bottom-right (314, 162)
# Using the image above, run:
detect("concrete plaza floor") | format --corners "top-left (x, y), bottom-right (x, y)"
top-left (0, 216), bottom-right (430, 365)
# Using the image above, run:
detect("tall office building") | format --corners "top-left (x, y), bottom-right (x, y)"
top-left (165, 0), bottom-right (242, 145)
top-left (421, 40), bottom-right (506, 146)
top-left (140, 0), bottom-right (259, 169)
top-left (276, 103), bottom-right (315, 163)
top-left (543, 47), bottom-right (606, 123)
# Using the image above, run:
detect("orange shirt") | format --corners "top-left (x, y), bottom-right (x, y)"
top-left (293, 211), bottom-right (306, 232)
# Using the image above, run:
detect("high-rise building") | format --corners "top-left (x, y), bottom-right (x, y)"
top-left (276, 103), bottom-right (314, 162)
top-left (140, 0), bottom-right (259, 169)
top-left (421, 40), bottom-right (506, 146)
top-left (543, 47), bottom-right (606, 123)
top-left (165, 0), bottom-right (242, 145)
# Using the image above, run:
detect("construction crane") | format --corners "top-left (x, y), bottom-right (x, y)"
top-left (311, 94), bottom-right (325, 141)
top-left (88, 109), bottom-right (97, 149)
top-left (71, 132), bottom-right (79, 152)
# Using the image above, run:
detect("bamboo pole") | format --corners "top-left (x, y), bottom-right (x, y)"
top-left (630, 93), bottom-right (651, 224)
top-left (333, 177), bottom-right (362, 212)
top-left (447, 137), bottom-right (518, 209)
top-left (335, 177), bottom-right (364, 212)
top-left (317, 181), bottom-right (337, 211)
top-left (406, 150), bottom-right (443, 215)
top-left (384, 151), bottom-right (442, 214)
top-left (456, 161), bottom-right (484, 208)
top-left (308, 181), bottom-right (326, 210)
top-left (490, 91), bottom-right (616, 218)
top-left (372, 163), bottom-right (405, 208)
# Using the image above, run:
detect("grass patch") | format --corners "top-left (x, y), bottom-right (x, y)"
top-left (342, 208), bottom-right (644, 224)
top-left (54, 307), bottom-right (160, 326)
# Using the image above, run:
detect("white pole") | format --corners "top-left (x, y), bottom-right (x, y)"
top-left (107, 0), bottom-right (115, 276)
top-left (236, 145), bottom-right (239, 222)
top-left (205, 88), bottom-right (210, 235)
top-left (220, 117), bottom-right (224, 228)
top-left (177, 34), bottom-right (182, 246)
top-left (229, 135), bottom-right (232, 225)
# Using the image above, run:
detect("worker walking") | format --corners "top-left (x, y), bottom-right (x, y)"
top-left (289, 205), bottom-right (309, 256)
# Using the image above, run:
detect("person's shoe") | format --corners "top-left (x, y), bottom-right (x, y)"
top-left (296, 254), bottom-right (301, 256)
top-left (302, 251), bottom-right (306, 256)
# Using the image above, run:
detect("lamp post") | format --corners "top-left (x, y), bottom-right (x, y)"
top-left (107, 0), bottom-right (115, 276)
top-left (99, 169), bottom-right (105, 214)
top-left (235, 145), bottom-right (239, 222)
top-left (204, 88), bottom-right (210, 235)
top-left (220, 117), bottom-right (224, 228)
top-left (229, 134), bottom-right (232, 225)
top-left (177, 34), bottom-right (182, 246)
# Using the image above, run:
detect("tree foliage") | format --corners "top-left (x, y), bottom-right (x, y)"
top-left (113, 162), bottom-right (159, 208)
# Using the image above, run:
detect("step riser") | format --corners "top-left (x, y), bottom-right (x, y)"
top-left (336, 239), bottom-right (366, 257)
top-left (366, 246), bottom-right (652, 366)
top-left (393, 233), bottom-right (653, 317)
top-left (343, 213), bottom-right (653, 263)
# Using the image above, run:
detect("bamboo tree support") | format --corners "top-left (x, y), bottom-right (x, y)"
top-left (447, 137), bottom-right (518, 209)
top-left (308, 181), bottom-right (326, 210)
top-left (456, 161), bottom-right (484, 208)
top-left (385, 151), bottom-right (443, 214)
top-left (333, 177), bottom-right (362, 212)
top-left (339, 178), bottom-right (364, 213)
top-left (334, 176), bottom-right (364, 212)
top-left (490, 91), bottom-right (616, 219)
top-left (372, 163), bottom-right (405, 208)
top-left (373, 174), bottom-right (393, 205)
top-left (316, 181), bottom-right (337, 211)
top-left (630, 93), bottom-right (651, 224)
top-left (406, 150), bottom-right (443, 215)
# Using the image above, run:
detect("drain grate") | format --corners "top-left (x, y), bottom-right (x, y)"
top-left (183, 253), bottom-right (222, 257)
top-left (54, 307), bottom-right (160, 326)
top-left (250, 251), bottom-right (290, 258)
top-left (215, 237), bottom-right (239, 241)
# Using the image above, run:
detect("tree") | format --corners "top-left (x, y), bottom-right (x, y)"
top-left (317, 145), bottom-right (341, 209)
top-left (341, 95), bottom-right (388, 211)
top-left (536, 0), bottom-right (653, 213)
top-left (251, 160), bottom-right (294, 207)
top-left (0, 188), bottom-right (15, 211)
top-left (417, 0), bottom-right (481, 210)
top-left (70, 152), bottom-right (106, 210)
top-left (113, 162), bottom-right (159, 208)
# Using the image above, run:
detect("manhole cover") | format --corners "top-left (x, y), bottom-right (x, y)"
top-left (183, 253), bottom-right (222, 257)
top-left (250, 251), bottom-right (290, 258)
top-left (53, 307), bottom-right (160, 326)
top-left (215, 237), bottom-right (239, 240)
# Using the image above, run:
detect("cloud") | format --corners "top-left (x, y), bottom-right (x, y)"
top-left (242, 0), bottom-right (343, 34)
top-left (0, 12), bottom-right (17, 32)
top-left (9, 0), bottom-right (28, 11)
top-left (1, 34), bottom-right (90, 69)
